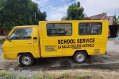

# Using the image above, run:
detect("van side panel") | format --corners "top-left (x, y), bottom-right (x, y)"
top-left (77, 21), bottom-right (109, 55)
top-left (39, 20), bottom-right (108, 58)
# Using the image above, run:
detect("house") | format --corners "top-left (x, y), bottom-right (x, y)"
top-left (88, 13), bottom-right (114, 25)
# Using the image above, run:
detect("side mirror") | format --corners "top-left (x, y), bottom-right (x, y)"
top-left (6, 36), bottom-right (11, 42)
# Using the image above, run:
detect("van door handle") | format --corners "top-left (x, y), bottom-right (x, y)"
top-left (33, 37), bottom-right (37, 40)
top-left (28, 42), bottom-right (32, 44)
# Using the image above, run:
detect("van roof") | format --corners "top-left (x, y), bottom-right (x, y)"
top-left (39, 20), bottom-right (108, 23)
top-left (15, 25), bottom-right (37, 28)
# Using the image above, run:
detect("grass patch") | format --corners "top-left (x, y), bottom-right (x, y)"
top-left (0, 70), bottom-right (104, 79)
top-left (76, 75), bottom-right (104, 79)
top-left (16, 76), bottom-right (28, 79)
top-left (76, 75), bottom-right (92, 79)
top-left (55, 72), bottom-right (104, 79)
top-left (32, 74), bottom-right (53, 79)
top-left (0, 70), bottom-right (16, 79)
top-left (57, 73), bottom-right (71, 79)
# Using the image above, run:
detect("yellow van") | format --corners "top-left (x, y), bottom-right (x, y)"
top-left (2, 20), bottom-right (109, 66)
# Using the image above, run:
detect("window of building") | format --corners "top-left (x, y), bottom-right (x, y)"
top-left (47, 23), bottom-right (72, 36)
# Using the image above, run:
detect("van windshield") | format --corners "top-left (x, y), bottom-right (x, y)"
top-left (9, 28), bottom-right (32, 40)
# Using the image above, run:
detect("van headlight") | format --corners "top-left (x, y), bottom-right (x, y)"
top-left (1, 48), bottom-right (4, 52)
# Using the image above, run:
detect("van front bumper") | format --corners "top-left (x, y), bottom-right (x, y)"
top-left (1, 53), bottom-right (6, 59)
top-left (105, 51), bottom-right (107, 55)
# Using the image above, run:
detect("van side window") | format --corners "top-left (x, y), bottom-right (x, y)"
top-left (47, 23), bottom-right (72, 36)
top-left (9, 28), bottom-right (32, 40)
top-left (79, 22), bottom-right (102, 35)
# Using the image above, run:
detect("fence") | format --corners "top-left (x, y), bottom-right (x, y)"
top-left (109, 25), bottom-right (119, 38)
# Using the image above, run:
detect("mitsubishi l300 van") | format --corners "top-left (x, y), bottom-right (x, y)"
top-left (2, 20), bottom-right (109, 66)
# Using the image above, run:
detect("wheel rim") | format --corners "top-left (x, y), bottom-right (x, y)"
top-left (76, 53), bottom-right (85, 62)
top-left (22, 56), bottom-right (31, 65)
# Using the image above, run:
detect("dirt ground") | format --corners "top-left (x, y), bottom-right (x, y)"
top-left (0, 38), bottom-right (119, 78)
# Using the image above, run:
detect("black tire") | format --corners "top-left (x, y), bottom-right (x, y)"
top-left (73, 51), bottom-right (87, 63)
top-left (18, 54), bottom-right (34, 67)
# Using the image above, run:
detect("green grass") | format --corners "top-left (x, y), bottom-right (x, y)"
top-left (57, 73), bottom-right (71, 79)
top-left (0, 70), bottom-right (104, 79)
top-left (31, 74), bottom-right (53, 79)
top-left (16, 76), bottom-right (28, 79)
top-left (0, 70), bottom-right (16, 79)
top-left (76, 75), bottom-right (92, 79)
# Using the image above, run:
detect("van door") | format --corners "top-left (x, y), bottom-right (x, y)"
top-left (4, 27), bottom-right (34, 59)
top-left (40, 23), bottom-right (72, 57)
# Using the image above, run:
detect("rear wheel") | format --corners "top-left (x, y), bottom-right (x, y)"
top-left (18, 54), bottom-right (34, 66)
top-left (73, 51), bottom-right (87, 63)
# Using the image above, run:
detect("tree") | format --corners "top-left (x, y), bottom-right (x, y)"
top-left (113, 15), bottom-right (119, 25)
top-left (0, 0), bottom-right (46, 30)
top-left (65, 2), bottom-right (84, 20)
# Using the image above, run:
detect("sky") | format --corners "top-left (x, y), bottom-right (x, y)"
top-left (32, 0), bottom-right (119, 20)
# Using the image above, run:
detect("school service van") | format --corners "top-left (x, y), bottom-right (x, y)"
top-left (2, 20), bottom-right (109, 66)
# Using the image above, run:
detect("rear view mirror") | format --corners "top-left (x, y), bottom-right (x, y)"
top-left (6, 36), bottom-right (11, 42)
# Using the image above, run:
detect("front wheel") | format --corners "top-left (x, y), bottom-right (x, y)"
top-left (18, 54), bottom-right (34, 66)
top-left (73, 52), bottom-right (87, 63)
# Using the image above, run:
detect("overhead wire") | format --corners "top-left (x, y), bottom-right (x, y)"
top-left (39, 0), bottom-right (62, 8)
top-left (40, 0), bottom-right (76, 9)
